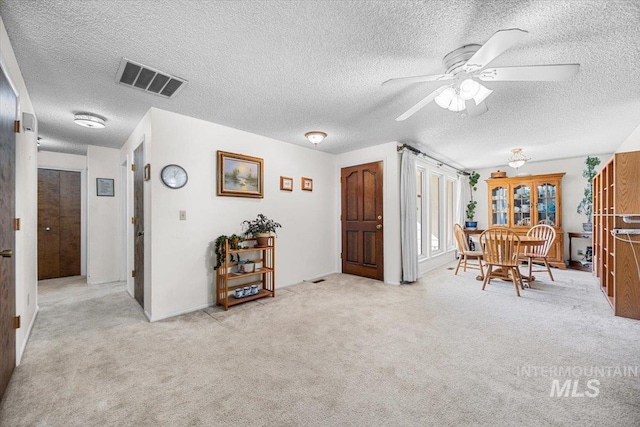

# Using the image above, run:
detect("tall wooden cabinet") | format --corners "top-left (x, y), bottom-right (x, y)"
top-left (593, 151), bottom-right (640, 320)
top-left (486, 173), bottom-right (566, 269)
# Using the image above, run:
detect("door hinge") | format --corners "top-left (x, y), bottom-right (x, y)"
top-left (14, 120), bottom-right (20, 133)
top-left (340, 252), bottom-right (343, 259)
top-left (14, 218), bottom-right (20, 231)
top-left (131, 164), bottom-right (136, 172)
top-left (131, 270), bottom-right (136, 278)
top-left (340, 214), bottom-right (342, 220)
top-left (13, 316), bottom-right (20, 329)
top-left (131, 216), bottom-right (137, 225)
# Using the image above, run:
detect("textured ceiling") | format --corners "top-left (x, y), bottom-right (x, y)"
top-left (1, 0), bottom-right (639, 169)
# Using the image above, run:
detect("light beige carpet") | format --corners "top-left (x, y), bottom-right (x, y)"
top-left (1, 265), bottom-right (639, 426)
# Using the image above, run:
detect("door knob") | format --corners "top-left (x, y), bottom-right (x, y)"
top-left (1, 249), bottom-right (13, 258)
top-left (376, 224), bottom-right (382, 229)
top-left (45, 227), bottom-right (51, 231)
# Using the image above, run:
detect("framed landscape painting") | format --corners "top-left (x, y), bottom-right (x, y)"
top-left (217, 151), bottom-right (264, 198)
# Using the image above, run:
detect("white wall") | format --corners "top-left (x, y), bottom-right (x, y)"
top-left (616, 123), bottom-right (640, 153)
top-left (87, 146), bottom-right (121, 284)
top-left (472, 154), bottom-right (610, 260)
top-left (121, 108), bottom-right (337, 321)
top-left (1, 16), bottom-right (38, 365)
top-left (37, 151), bottom-right (88, 276)
top-left (335, 141), bottom-right (401, 285)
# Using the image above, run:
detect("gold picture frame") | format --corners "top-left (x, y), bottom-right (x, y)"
top-left (301, 177), bottom-right (313, 191)
top-left (280, 176), bottom-right (293, 191)
top-left (217, 151), bottom-right (264, 198)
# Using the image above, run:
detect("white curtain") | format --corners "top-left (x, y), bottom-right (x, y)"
top-left (400, 149), bottom-right (420, 283)
top-left (455, 174), bottom-right (465, 227)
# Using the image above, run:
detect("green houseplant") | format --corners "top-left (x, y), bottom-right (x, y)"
top-left (577, 156), bottom-right (601, 231)
top-left (465, 171), bottom-right (480, 229)
top-left (242, 214), bottom-right (282, 247)
top-left (214, 234), bottom-right (241, 270)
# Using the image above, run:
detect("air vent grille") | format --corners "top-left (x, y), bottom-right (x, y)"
top-left (115, 58), bottom-right (187, 99)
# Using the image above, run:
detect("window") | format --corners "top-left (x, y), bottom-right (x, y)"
top-left (417, 169), bottom-right (423, 255)
top-left (431, 173), bottom-right (442, 252)
top-left (415, 162), bottom-right (460, 260)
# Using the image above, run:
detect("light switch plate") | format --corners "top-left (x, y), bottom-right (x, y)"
top-left (179, 210), bottom-right (187, 220)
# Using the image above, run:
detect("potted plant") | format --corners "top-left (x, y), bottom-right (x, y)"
top-left (242, 214), bottom-right (282, 247)
top-left (214, 234), bottom-right (239, 270)
top-left (465, 171), bottom-right (480, 229)
top-left (229, 233), bottom-right (244, 250)
top-left (577, 156), bottom-right (601, 231)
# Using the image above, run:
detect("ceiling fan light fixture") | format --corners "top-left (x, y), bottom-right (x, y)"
top-left (448, 96), bottom-right (466, 112)
top-left (473, 84), bottom-right (493, 105)
top-left (305, 131), bottom-right (327, 146)
top-left (435, 87), bottom-right (457, 109)
top-left (73, 114), bottom-right (106, 129)
top-left (508, 148), bottom-right (530, 169)
top-left (458, 79), bottom-right (480, 100)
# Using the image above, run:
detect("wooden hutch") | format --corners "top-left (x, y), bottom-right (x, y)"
top-left (486, 172), bottom-right (566, 269)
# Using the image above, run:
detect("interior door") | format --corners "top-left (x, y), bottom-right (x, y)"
top-left (133, 143), bottom-right (144, 308)
top-left (341, 161), bottom-right (384, 280)
top-left (0, 65), bottom-right (17, 401)
top-left (37, 169), bottom-right (81, 280)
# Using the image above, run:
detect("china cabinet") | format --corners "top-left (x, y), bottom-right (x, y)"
top-left (486, 173), bottom-right (566, 269)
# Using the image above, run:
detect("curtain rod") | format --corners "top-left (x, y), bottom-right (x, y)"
top-left (397, 144), bottom-right (469, 176)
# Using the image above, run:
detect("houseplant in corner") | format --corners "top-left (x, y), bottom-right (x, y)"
top-left (465, 171), bottom-right (480, 229)
top-left (577, 156), bottom-right (601, 231)
top-left (242, 214), bottom-right (282, 247)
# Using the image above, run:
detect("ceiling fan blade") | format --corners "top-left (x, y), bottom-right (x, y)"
top-left (463, 28), bottom-right (528, 72)
top-left (382, 73), bottom-right (453, 86)
top-left (465, 100), bottom-right (488, 117)
top-left (478, 64), bottom-right (580, 81)
top-left (396, 85), bottom-right (449, 121)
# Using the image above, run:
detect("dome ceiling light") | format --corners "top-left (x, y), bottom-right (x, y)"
top-left (74, 114), bottom-right (106, 129)
top-left (305, 131), bottom-right (327, 146)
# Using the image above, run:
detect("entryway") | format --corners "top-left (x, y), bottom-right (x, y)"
top-left (340, 161), bottom-right (384, 280)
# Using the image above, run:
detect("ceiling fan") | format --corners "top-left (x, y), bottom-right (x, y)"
top-left (383, 28), bottom-right (580, 121)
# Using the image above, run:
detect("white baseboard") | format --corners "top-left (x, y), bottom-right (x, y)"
top-left (17, 305), bottom-right (39, 366)
top-left (148, 303), bottom-right (211, 322)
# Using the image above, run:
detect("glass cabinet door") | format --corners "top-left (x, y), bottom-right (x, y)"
top-left (512, 184), bottom-right (532, 227)
top-left (491, 186), bottom-right (508, 226)
top-left (537, 183), bottom-right (557, 226)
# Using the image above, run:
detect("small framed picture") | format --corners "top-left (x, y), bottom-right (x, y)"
top-left (96, 178), bottom-right (114, 197)
top-left (280, 176), bottom-right (293, 191)
top-left (301, 177), bottom-right (313, 191)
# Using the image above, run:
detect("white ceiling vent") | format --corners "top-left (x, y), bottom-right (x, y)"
top-left (115, 58), bottom-right (187, 98)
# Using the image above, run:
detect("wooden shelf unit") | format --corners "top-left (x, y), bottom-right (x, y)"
top-left (486, 173), bottom-right (566, 269)
top-left (593, 151), bottom-right (640, 319)
top-left (216, 237), bottom-right (275, 311)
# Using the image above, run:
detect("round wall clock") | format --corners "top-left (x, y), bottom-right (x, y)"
top-left (160, 164), bottom-right (188, 189)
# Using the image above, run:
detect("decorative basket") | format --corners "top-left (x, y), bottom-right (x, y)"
top-left (491, 170), bottom-right (507, 178)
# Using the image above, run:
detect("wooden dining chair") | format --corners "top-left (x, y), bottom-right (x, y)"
top-left (479, 228), bottom-right (524, 296)
top-left (519, 224), bottom-right (556, 281)
top-left (453, 224), bottom-right (484, 278)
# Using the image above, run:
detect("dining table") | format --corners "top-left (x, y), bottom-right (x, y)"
top-left (470, 232), bottom-right (547, 285)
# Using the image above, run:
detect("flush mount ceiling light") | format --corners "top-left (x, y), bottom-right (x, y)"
top-left (73, 114), bottom-right (106, 129)
top-left (305, 131), bottom-right (327, 146)
top-left (508, 148), bottom-right (530, 169)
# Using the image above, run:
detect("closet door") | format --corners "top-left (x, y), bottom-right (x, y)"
top-left (38, 169), bottom-right (81, 280)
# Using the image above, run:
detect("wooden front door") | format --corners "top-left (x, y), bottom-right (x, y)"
top-left (0, 65), bottom-right (17, 401)
top-left (341, 161), bottom-right (384, 280)
top-left (133, 143), bottom-right (144, 308)
top-left (37, 169), bottom-right (81, 280)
